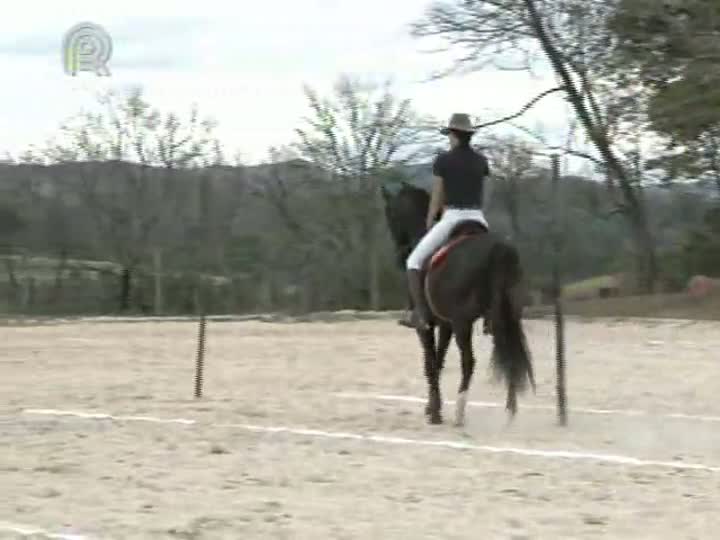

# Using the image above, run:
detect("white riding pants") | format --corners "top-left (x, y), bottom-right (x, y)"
top-left (405, 208), bottom-right (488, 270)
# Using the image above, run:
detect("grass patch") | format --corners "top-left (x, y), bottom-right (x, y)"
top-left (527, 290), bottom-right (720, 321)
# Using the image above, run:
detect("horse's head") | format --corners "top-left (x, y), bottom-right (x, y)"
top-left (381, 181), bottom-right (430, 267)
top-left (382, 181), bottom-right (428, 231)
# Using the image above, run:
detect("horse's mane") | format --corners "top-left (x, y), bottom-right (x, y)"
top-left (395, 182), bottom-right (429, 219)
top-left (397, 181), bottom-right (430, 207)
top-left (381, 181), bottom-right (430, 267)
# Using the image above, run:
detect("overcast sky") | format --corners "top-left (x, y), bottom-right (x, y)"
top-left (1, 0), bottom-right (589, 172)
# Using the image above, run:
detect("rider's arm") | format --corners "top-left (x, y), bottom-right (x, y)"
top-left (427, 175), bottom-right (445, 229)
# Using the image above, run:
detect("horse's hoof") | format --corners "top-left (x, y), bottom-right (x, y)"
top-left (425, 407), bottom-right (443, 424)
top-left (427, 413), bottom-right (443, 425)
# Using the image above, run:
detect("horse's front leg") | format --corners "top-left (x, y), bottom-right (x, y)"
top-left (506, 384), bottom-right (518, 417)
top-left (418, 327), bottom-right (442, 424)
top-left (453, 321), bottom-right (476, 427)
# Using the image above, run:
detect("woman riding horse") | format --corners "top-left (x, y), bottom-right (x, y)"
top-left (400, 113), bottom-right (491, 330)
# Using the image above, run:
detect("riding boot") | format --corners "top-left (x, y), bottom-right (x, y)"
top-left (401, 269), bottom-right (430, 330)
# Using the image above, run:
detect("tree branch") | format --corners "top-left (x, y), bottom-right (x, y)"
top-left (474, 86), bottom-right (565, 129)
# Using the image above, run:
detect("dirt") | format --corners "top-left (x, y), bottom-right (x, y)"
top-left (1, 317), bottom-right (719, 539)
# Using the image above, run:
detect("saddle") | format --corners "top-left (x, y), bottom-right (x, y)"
top-left (427, 220), bottom-right (488, 272)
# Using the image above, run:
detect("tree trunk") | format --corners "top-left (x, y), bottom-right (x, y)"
top-left (51, 250), bottom-right (68, 306)
top-left (301, 277), bottom-right (313, 313)
top-left (508, 199), bottom-right (521, 241)
top-left (258, 273), bottom-right (273, 312)
top-left (20, 277), bottom-right (31, 310)
top-left (27, 277), bottom-right (36, 311)
top-left (368, 181), bottom-right (383, 310)
top-left (368, 240), bottom-right (381, 310)
top-left (631, 215), bottom-right (658, 293)
top-left (217, 248), bottom-right (235, 314)
top-left (524, 0), bottom-right (658, 292)
top-left (4, 257), bottom-right (18, 308)
top-left (193, 283), bottom-right (203, 315)
top-left (153, 248), bottom-right (164, 315)
top-left (119, 267), bottom-right (131, 312)
top-left (507, 180), bottom-right (521, 241)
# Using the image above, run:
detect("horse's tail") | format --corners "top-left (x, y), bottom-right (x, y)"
top-left (488, 243), bottom-right (536, 395)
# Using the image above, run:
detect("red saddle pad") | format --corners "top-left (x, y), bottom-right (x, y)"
top-left (428, 234), bottom-right (475, 271)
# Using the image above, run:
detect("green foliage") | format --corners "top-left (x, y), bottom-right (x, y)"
top-left (609, 0), bottom-right (720, 182)
top-left (609, 0), bottom-right (720, 88)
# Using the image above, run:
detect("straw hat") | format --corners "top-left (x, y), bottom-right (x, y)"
top-left (440, 113), bottom-right (476, 135)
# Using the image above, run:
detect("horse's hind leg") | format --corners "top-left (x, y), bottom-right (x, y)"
top-left (436, 323), bottom-right (453, 372)
top-left (453, 321), bottom-right (476, 427)
top-left (419, 327), bottom-right (442, 424)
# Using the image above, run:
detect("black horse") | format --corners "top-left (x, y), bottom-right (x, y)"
top-left (382, 182), bottom-right (535, 426)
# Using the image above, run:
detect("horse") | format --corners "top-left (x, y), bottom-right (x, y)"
top-left (382, 182), bottom-right (535, 426)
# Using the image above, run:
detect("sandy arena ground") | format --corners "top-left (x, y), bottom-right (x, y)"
top-left (1, 316), bottom-right (720, 539)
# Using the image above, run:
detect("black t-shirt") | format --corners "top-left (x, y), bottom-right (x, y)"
top-left (432, 146), bottom-right (490, 208)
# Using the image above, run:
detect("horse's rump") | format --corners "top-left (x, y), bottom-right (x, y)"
top-left (425, 232), bottom-right (503, 321)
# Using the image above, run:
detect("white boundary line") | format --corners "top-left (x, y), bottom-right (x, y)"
top-left (334, 392), bottom-right (720, 423)
top-left (22, 408), bottom-right (720, 473)
top-left (0, 520), bottom-right (88, 539)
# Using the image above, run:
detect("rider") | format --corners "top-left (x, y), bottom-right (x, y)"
top-left (399, 113), bottom-right (491, 330)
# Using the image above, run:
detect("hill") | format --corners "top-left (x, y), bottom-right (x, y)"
top-left (0, 158), bottom-right (716, 315)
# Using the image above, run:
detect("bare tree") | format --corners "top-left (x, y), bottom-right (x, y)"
top-left (29, 86), bottom-right (223, 311)
top-left (294, 75), bottom-right (434, 309)
top-left (412, 0), bottom-right (659, 291)
top-left (482, 135), bottom-right (538, 240)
